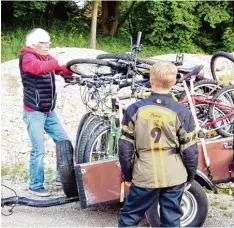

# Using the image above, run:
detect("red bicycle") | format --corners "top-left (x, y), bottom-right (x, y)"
top-left (178, 66), bottom-right (234, 138)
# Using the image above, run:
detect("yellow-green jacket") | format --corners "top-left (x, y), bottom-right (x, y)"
top-left (119, 92), bottom-right (198, 188)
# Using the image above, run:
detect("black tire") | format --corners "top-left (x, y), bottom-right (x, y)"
top-left (145, 181), bottom-right (208, 227)
top-left (74, 112), bottom-right (91, 160)
top-left (84, 125), bottom-right (117, 163)
top-left (56, 140), bottom-right (78, 198)
top-left (96, 53), bottom-right (156, 66)
top-left (75, 115), bottom-right (98, 164)
top-left (75, 115), bottom-right (104, 164)
top-left (208, 85), bottom-right (234, 137)
top-left (66, 58), bottom-right (117, 77)
top-left (210, 51), bottom-right (234, 81)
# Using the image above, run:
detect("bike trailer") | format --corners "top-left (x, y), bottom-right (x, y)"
top-left (75, 137), bottom-right (233, 209)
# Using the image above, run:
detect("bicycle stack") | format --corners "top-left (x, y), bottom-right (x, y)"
top-left (56, 32), bottom-right (234, 227)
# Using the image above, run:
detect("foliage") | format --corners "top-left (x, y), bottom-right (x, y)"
top-left (126, 1), bottom-right (233, 53)
top-left (1, 25), bottom-right (167, 62)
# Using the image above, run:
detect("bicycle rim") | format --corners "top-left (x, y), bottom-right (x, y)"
top-left (211, 86), bottom-right (234, 137)
top-left (88, 127), bottom-right (118, 162)
top-left (67, 58), bottom-right (114, 77)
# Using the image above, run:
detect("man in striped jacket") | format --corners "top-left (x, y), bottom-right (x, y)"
top-left (118, 61), bottom-right (198, 227)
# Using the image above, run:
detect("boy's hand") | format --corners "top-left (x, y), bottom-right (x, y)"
top-left (125, 182), bottom-right (132, 187)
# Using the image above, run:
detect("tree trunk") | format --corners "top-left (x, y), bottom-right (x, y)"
top-left (90, 0), bottom-right (99, 49)
top-left (100, 1), bottom-right (120, 36)
top-left (109, 1), bottom-right (120, 36)
top-left (101, 1), bottom-right (109, 35)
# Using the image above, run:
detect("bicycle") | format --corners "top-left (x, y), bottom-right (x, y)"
top-left (178, 73), bottom-right (234, 138)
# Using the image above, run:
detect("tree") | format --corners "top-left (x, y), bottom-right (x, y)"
top-left (90, 0), bottom-right (99, 48)
top-left (101, 1), bottom-right (120, 36)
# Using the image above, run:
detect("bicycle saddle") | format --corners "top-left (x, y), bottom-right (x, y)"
top-left (178, 66), bottom-right (201, 74)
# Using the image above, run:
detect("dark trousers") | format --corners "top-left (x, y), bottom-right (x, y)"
top-left (118, 183), bottom-right (185, 227)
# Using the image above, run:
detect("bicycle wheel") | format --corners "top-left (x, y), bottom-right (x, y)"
top-left (179, 80), bottom-right (222, 101)
top-left (66, 58), bottom-right (116, 77)
top-left (74, 112), bottom-right (91, 159)
top-left (210, 51), bottom-right (234, 82)
top-left (209, 85), bottom-right (234, 137)
top-left (96, 53), bottom-right (156, 66)
top-left (75, 115), bottom-right (104, 164)
top-left (84, 125), bottom-right (118, 163)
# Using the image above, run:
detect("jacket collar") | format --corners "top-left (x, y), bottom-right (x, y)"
top-left (151, 92), bottom-right (172, 98)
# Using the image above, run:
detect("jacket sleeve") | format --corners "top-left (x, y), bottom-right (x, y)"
top-left (55, 65), bottom-right (73, 76)
top-left (22, 54), bottom-right (61, 75)
top-left (22, 54), bottom-right (73, 76)
top-left (177, 110), bottom-right (198, 183)
top-left (118, 107), bottom-right (135, 182)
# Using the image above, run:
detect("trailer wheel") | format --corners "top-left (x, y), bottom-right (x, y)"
top-left (145, 181), bottom-right (208, 227)
top-left (56, 140), bottom-right (78, 198)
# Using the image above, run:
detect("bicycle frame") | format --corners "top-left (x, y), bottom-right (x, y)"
top-left (179, 95), bottom-right (234, 130)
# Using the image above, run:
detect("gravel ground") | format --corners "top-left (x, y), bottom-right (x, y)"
top-left (1, 179), bottom-right (234, 227)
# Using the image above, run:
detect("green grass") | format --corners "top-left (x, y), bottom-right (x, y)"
top-left (1, 25), bottom-right (180, 63)
top-left (1, 162), bottom-right (55, 184)
top-left (220, 205), bottom-right (228, 210)
top-left (216, 184), bottom-right (232, 195)
top-left (210, 201), bottom-right (221, 207)
top-left (1, 162), bottom-right (28, 181)
top-left (202, 186), bottom-right (212, 194)
top-left (223, 212), bottom-right (231, 218)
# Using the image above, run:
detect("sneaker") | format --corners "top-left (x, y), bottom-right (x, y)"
top-left (29, 187), bottom-right (51, 197)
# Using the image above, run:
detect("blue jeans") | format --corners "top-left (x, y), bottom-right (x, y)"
top-left (23, 110), bottom-right (69, 190)
top-left (118, 183), bottom-right (185, 227)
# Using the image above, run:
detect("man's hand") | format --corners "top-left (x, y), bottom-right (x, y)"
top-left (184, 182), bottom-right (192, 191)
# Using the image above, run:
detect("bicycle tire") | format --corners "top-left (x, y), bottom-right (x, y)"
top-left (96, 53), bottom-right (156, 66)
top-left (84, 125), bottom-right (117, 163)
top-left (74, 112), bottom-right (91, 159)
top-left (210, 51), bottom-right (234, 81)
top-left (75, 115), bottom-right (101, 164)
top-left (66, 58), bottom-right (117, 77)
top-left (179, 79), bottom-right (222, 101)
top-left (208, 85), bottom-right (234, 137)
